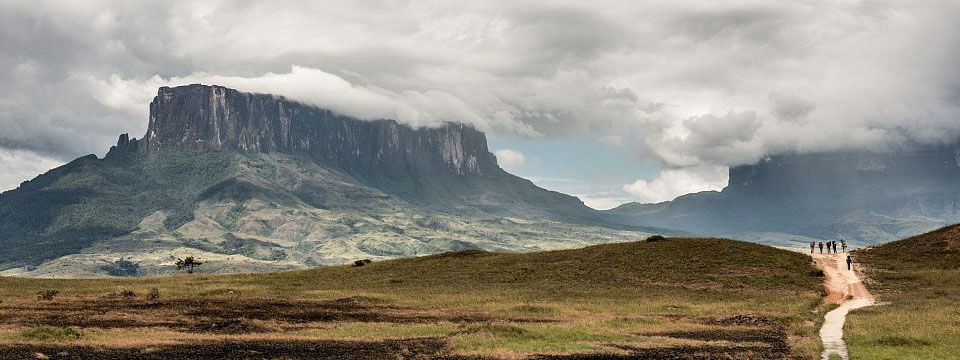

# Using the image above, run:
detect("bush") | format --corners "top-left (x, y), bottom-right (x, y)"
top-left (353, 259), bottom-right (373, 267)
top-left (147, 288), bottom-right (160, 300)
top-left (36, 290), bottom-right (60, 301)
top-left (99, 258), bottom-right (140, 277)
top-left (119, 289), bottom-right (136, 298)
top-left (646, 235), bottom-right (666, 242)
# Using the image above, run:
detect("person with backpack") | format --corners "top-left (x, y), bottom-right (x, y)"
top-left (819, 241), bottom-right (824, 253)
top-left (846, 255), bottom-right (853, 270)
top-left (826, 241), bottom-right (832, 253)
top-left (810, 241), bottom-right (815, 254)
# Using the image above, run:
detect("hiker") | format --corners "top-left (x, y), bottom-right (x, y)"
top-left (833, 241), bottom-right (838, 253)
top-left (846, 255), bottom-right (852, 270)
top-left (842, 242), bottom-right (847, 253)
top-left (826, 241), bottom-right (832, 253)
top-left (810, 241), bottom-right (815, 254)
top-left (819, 241), bottom-right (824, 253)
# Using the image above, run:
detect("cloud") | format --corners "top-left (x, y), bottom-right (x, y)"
top-left (494, 149), bottom-right (526, 169)
top-left (623, 165), bottom-right (728, 203)
top-left (0, 149), bottom-right (64, 193)
top-left (1, 0), bottom-right (960, 199)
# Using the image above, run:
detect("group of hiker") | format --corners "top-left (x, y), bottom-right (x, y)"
top-left (811, 239), bottom-right (847, 254)
top-left (809, 239), bottom-right (854, 270)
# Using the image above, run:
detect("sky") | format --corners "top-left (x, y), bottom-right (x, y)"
top-left (1, 1), bottom-right (959, 209)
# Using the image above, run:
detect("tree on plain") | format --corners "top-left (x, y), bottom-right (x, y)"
top-left (175, 256), bottom-right (203, 274)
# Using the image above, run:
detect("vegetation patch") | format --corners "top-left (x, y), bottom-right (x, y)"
top-left (19, 326), bottom-right (83, 341)
top-left (871, 335), bottom-right (932, 347)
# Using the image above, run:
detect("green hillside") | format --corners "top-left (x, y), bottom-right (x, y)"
top-left (0, 237), bottom-right (827, 359)
top-left (846, 225), bottom-right (960, 359)
top-left (0, 151), bottom-right (238, 268)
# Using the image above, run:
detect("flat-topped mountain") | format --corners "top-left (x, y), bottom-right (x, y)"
top-left (609, 146), bottom-right (960, 247)
top-left (0, 84), bottom-right (659, 277)
top-left (136, 85), bottom-right (496, 178)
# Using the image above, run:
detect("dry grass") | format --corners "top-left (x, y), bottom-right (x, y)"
top-left (0, 237), bottom-right (826, 359)
top-left (846, 225), bottom-right (960, 359)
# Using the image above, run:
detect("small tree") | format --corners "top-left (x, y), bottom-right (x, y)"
top-left (175, 256), bottom-right (203, 274)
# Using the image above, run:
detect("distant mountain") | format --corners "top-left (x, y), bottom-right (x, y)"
top-left (608, 147), bottom-right (960, 248)
top-left (0, 84), bottom-right (663, 277)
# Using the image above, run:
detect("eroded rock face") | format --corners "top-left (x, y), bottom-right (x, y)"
top-left (141, 84), bottom-right (499, 179)
top-left (106, 133), bottom-right (139, 156)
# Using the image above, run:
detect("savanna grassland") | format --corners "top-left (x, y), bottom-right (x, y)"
top-left (0, 238), bottom-right (829, 359)
top-left (846, 225), bottom-right (960, 359)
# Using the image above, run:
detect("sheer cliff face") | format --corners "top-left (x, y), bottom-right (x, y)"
top-left (140, 84), bottom-right (500, 179)
top-left (724, 146), bottom-right (960, 198)
top-left (610, 145), bottom-right (960, 245)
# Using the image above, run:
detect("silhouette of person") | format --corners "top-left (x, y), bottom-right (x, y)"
top-left (826, 241), bottom-right (832, 253)
top-left (846, 255), bottom-right (852, 270)
top-left (819, 241), bottom-right (824, 253)
top-left (810, 241), bottom-right (815, 254)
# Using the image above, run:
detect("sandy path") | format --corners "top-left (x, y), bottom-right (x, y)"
top-left (811, 252), bottom-right (875, 360)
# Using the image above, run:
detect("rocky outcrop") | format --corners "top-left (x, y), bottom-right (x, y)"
top-left (141, 84), bottom-right (500, 180)
top-left (106, 133), bottom-right (139, 156)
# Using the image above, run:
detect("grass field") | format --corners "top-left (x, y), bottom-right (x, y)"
top-left (0, 237), bottom-right (828, 359)
top-left (846, 225), bottom-right (960, 359)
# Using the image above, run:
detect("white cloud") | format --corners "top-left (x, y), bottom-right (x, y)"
top-left (2, 1), bottom-right (960, 199)
top-left (494, 149), bottom-right (526, 169)
top-left (0, 149), bottom-right (64, 193)
top-left (623, 165), bottom-right (728, 203)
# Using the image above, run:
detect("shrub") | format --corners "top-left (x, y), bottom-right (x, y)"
top-left (99, 258), bottom-right (139, 277)
top-left (147, 288), bottom-right (160, 300)
top-left (36, 290), bottom-right (59, 301)
top-left (353, 259), bottom-right (373, 267)
top-left (269, 249), bottom-right (288, 261)
top-left (119, 289), bottom-right (136, 298)
top-left (646, 235), bottom-right (666, 242)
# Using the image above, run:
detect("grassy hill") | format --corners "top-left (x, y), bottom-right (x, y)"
top-left (846, 225), bottom-right (960, 359)
top-left (0, 237), bottom-right (828, 359)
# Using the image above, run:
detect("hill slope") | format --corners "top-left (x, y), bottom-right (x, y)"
top-left (845, 225), bottom-right (960, 359)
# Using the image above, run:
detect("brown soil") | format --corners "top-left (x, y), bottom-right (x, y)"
top-left (0, 297), bottom-right (792, 359)
top-left (0, 297), bottom-right (543, 333)
top-left (636, 328), bottom-right (786, 345)
top-left (0, 338), bottom-right (448, 360)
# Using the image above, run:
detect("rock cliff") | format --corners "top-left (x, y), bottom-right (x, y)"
top-left (608, 145), bottom-right (960, 246)
top-left (139, 84), bottom-right (499, 181)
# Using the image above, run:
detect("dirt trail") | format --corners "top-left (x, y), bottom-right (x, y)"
top-left (811, 252), bottom-right (874, 360)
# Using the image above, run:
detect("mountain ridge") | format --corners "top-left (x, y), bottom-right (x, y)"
top-left (608, 145), bottom-right (960, 247)
top-left (0, 84), bottom-right (663, 276)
